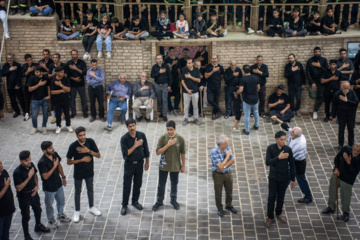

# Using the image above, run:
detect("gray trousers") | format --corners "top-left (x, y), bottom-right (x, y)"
top-left (183, 92), bottom-right (199, 119)
top-left (70, 86), bottom-right (88, 115)
top-left (155, 83), bottom-right (168, 117)
top-left (133, 97), bottom-right (153, 119)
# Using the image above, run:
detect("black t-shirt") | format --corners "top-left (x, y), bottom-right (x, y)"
top-left (181, 67), bottom-right (201, 93)
top-left (48, 63), bottom-right (68, 76)
top-left (50, 77), bottom-right (71, 102)
top-left (0, 0), bottom-right (5, 11)
top-left (205, 64), bottom-right (224, 89)
top-left (164, 57), bottom-right (180, 86)
top-left (97, 20), bottom-right (112, 34)
top-left (114, 23), bottom-right (125, 34)
top-left (13, 163), bottom-right (38, 197)
top-left (194, 51), bottom-right (209, 67)
top-left (129, 21), bottom-right (146, 32)
top-left (321, 15), bottom-right (334, 28)
top-left (268, 92), bottom-right (290, 111)
top-left (60, 21), bottom-right (75, 33)
top-left (0, 170), bottom-right (16, 217)
top-left (38, 152), bottom-right (63, 192)
top-left (28, 75), bottom-right (50, 100)
top-left (66, 138), bottom-right (99, 180)
top-left (22, 63), bottom-right (38, 86)
top-left (240, 75), bottom-right (259, 105)
top-left (38, 58), bottom-right (54, 73)
top-left (321, 69), bottom-right (341, 90)
top-left (269, 17), bottom-right (283, 29)
top-left (82, 18), bottom-right (98, 34)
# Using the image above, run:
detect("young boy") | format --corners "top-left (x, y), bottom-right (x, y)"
top-left (266, 8), bottom-right (284, 37)
top-left (126, 15), bottom-right (149, 40)
top-left (151, 10), bottom-right (173, 41)
top-left (207, 12), bottom-right (225, 37)
top-left (306, 11), bottom-right (321, 35)
top-left (57, 17), bottom-right (80, 41)
top-left (190, 12), bottom-right (207, 39)
top-left (321, 8), bottom-right (341, 35)
top-left (111, 17), bottom-right (126, 40)
top-left (82, 9), bottom-right (98, 60)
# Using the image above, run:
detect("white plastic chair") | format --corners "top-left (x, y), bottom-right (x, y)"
top-left (132, 95), bottom-right (154, 120)
top-left (107, 91), bottom-right (129, 120)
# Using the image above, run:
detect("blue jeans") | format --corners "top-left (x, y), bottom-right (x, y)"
top-left (96, 34), bottom-right (112, 52)
top-left (225, 86), bottom-right (236, 116)
top-left (125, 32), bottom-right (149, 40)
top-left (44, 186), bottom-right (65, 221)
top-left (0, 213), bottom-right (13, 240)
top-left (31, 99), bottom-right (48, 128)
top-left (243, 101), bottom-right (259, 132)
top-left (57, 32), bottom-right (80, 40)
top-left (29, 6), bottom-right (53, 16)
top-left (107, 97), bottom-right (127, 125)
top-left (295, 160), bottom-right (313, 200)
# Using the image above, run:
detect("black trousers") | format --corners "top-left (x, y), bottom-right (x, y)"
top-left (233, 96), bottom-right (242, 121)
top-left (207, 87), bottom-right (221, 114)
top-left (24, 87), bottom-right (32, 114)
top-left (324, 88), bottom-right (336, 118)
top-left (7, 88), bottom-right (25, 114)
top-left (82, 34), bottom-right (97, 53)
top-left (168, 85), bottom-right (180, 111)
top-left (151, 31), bottom-right (173, 40)
top-left (270, 109), bottom-right (294, 123)
top-left (258, 85), bottom-right (266, 115)
top-left (55, 100), bottom-right (71, 127)
top-left (267, 178), bottom-right (288, 219)
top-left (288, 84), bottom-right (302, 112)
top-left (70, 86), bottom-right (88, 116)
top-left (88, 85), bottom-right (104, 118)
top-left (338, 113), bottom-right (356, 147)
top-left (122, 160), bottom-right (144, 206)
top-left (156, 170), bottom-right (179, 204)
top-left (18, 193), bottom-right (42, 236)
top-left (266, 28), bottom-right (284, 37)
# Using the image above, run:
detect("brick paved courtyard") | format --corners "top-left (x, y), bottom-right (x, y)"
top-left (1, 112), bottom-right (360, 240)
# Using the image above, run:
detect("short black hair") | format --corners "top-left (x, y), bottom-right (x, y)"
top-left (277, 84), bottom-right (285, 90)
top-left (288, 53), bottom-right (295, 58)
top-left (314, 46), bottom-right (321, 51)
top-left (178, 12), bottom-right (185, 18)
top-left (243, 65), bottom-right (251, 74)
top-left (54, 53), bottom-right (61, 59)
top-left (112, 17), bottom-right (119, 23)
top-left (273, 8), bottom-right (280, 13)
top-left (166, 120), bottom-right (176, 129)
top-left (132, 15), bottom-right (140, 21)
top-left (91, 59), bottom-right (97, 63)
top-left (55, 66), bottom-right (64, 72)
top-left (275, 131), bottom-right (286, 139)
top-left (35, 65), bottom-right (43, 71)
top-left (24, 54), bottom-right (32, 60)
top-left (210, 12), bottom-right (217, 17)
top-left (160, 10), bottom-right (166, 15)
top-left (43, 49), bottom-right (50, 54)
top-left (183, 48), bottom-right (189, 52)
top-left (169, 47), bottom-right (175, 51)
top-left (65, 16), bottom-right (71, 20)
top-left (292, 7), bottom-right (300, 12)
top-left (86, 9), bottom-right (93, 15)
top-left (41, 141), bottom-right (52, 151)
top-left (75, 126), bottom-right (86, 135)
top-left (329, 59), bottom-right (337, 64)
top-left (313, 11), bottom-right (320, 15)
top-left (187, 58), bottom-right (194, 63)
top-left (326, 8), bottom-right (333, 13)
top-left (339, 48), bottom-right (347, 53)
top-left (125, 118), bottom-right (136, 127)
top-left (19, 150), bottom-right (30, 161)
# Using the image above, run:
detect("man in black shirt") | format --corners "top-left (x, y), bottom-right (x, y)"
top-left (179, 48), bottom-right (191, 71)
top-left (224, 60), bottom-right (242, 119)
top-left (120, 119), bottom-right (150, 215)
top-left (322, 144), bottom-right (360, 222)
top-left (332, 82), bottom-right (359, 149)
top-left (350, 63), bottom-right (360, 100)
top-left (181, 59), bottom-right (201, 126)
top-left (284, 54), bottom-right (305, 117)
top-left (268, 85), bottom-right (294, 123)
top-left (266, 8), bottom-right (284, 37)
top-left (322, 59), bottom-right (342, 122)
top-left (22, 54), bottom-right (37, 121)
top-left (0, 160), bottom-right (16, 240)
top-left (66, 49), bottom-right (88, 119)
top-left (337, 48), bottom-right (354, 83)
top-left (194, 46), bottom-right (208, 69)
top-left (111, 17), bottom-right (126, 40)
top-left (265, 131), bottom-right (296, 228)
top-left (13, 151), bottom-right (50, 240)
top-left (48, 53), bottom-right (68, 79)
top-left (125, 15), bottom-right (149, 40)
top-left (151, 54), bottom-right (172, 121)
top-left (306, 11), bottom-right (322, 35)
top-left (82, 9), bottom-right (98, 60)
top-left (67, 126), bottom-right (102, 223)
top-left (205, 54), bottom-right (224, 120)
top-left (38, 49), bottom-right (54, 76)
top-left (164, 47), bottom-right (180, 116)
top-left (321, 8), bottom-right (339, 35)
top-left (38, 141), bottom-right (70, 228)
top-left (2, 53), bottom-right (26, 119)
top-left (250, 55), bottom-right (269, 118)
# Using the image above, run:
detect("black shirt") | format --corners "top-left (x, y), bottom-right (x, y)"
top-left (113, 23), bottom-right (125, 34)
top-left (240, 75), bottom-right (259, 105)
top-left (49, 62), bottom-right (68, 77)
top-left (66, 59), bottom-right (87, 87)
top-left (22, 63), bottom-right (38, 86)
top-left (181, 67), bottom-right (201, 93)
top-left (350, 70), bottom-right (360, 96)
top-left (321, 15), bottom-right (334, 28)
top-left (224, 67), bottom-right (242, 87)
top-left (307, 16), bottom-right (321, 31)
top-left (2, 62), bottom-right (22, 89)
top-left (306, 56), bottom-right (329, 86)
top-left (194, 51), bottom-right (209, 67)
top-left (129, 21), bottom-right (146, 32)
top-left (28, 75), bottom-right (50, 100)
top-left (332, 89), bottom-right (359, 118)
top-left (205, 64), bottom-right (224, 89)
top-left (38, 58), bottom-right (54, 73)
top-left (0, 0), bottom-right (5, 11)
top-left (120, 131), bottom-right (150, 162)
top-left (97, 20), bottom-right (112, 34)
top-left (334, 146), bottom-right (360, 185)
top-left (321, 68), bottom-right (341, 90)
top-left (38, 152), bottom-right (62, 192)
top-left (82, 18), bottom-right (98, 34)
top-left (66, 138), bottom-right (99, 180)
top-left (250, 64), bottom-right (269, 87)
top-left (164, 57), bottom-right (180, 87)
top-left (0, 170), bottom-right (16, 217)
top-left (284, 61), bottom-right (306, 86)
top-left (269, 16), bottom-right (283, 30)
top-left (50, 77), bottom-right (71, 102)
top-left (289, 16), bottom-right (304, 31)
top-left (179, 57), bottom-right (190, 71)
top-left (266, 144), bottom-right (295, 182)
top-left (268, 92), bottom-right (290, 111)
top-left (13, 163), bottom-right (38, 197)
top-left (151, 63), bottom-right (172, 86)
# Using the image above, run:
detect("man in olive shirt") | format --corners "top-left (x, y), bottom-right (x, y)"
top-left (152, 121), bottom-right (186, 211)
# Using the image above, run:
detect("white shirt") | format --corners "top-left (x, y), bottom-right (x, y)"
top-left (288, 128), bottom-right (307, 161)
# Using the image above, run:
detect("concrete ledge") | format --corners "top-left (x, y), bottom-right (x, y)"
top-left (8, 13), bottom-right (58, 22)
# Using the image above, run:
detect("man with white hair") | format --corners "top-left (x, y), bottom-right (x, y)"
top-left (104, 73), bottom-right (131, 130)
top-left (210, 135), bottom-right (237, 217)
top-left (132, 72), bottom-right (155, 122)
top-left (272, 115), bottom-right (313, 204)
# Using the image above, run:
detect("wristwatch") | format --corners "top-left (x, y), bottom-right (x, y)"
top-left (62, 176), bottom-right (66, 179)
top-left (60, 84), bottom-right (63, 87)
top-left (88, 150), bottom-right (91, 154)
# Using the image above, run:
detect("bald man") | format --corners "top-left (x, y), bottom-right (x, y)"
top-left (224, 60), bottom-right (243, 119)
top-left (332, 82), bottom-right (359, 150)
top-left (272, 116), bottom-right (313, 204)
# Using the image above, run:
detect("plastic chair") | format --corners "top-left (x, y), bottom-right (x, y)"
top-left (132, 95), bottom-right (154, 120)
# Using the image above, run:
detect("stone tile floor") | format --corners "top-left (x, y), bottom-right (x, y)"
top-left (1, 112), bottom-right (360, 240)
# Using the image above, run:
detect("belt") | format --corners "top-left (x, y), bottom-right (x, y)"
top-left (213, 170), bottom-right (230, 174)
top-left (295, 158), bottom-right (305, 161)
top-left (90, 85), bottom-right (102, 88)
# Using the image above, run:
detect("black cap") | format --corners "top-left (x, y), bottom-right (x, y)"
top-left (55, 66), bottom-right (64, 72)
top-left (278, 84), bottom-right (285, 90)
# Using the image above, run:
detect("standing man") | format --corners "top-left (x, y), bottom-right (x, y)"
top-left (322, 144), bottom-right (360, 222)
top-left (306, 47), bottom-right (329, 120)
top-left (67, 126), bottom-right (102, 223)
top-left (48, 53), bottom-right (68, 79)
top-left (205, 54), bottom-right (224, 120)
top-left (194, 46), bottom-right (208, 70)
top-left (181, 58), bottom-right (201, 126)
top-left (38, 49), bottom-right (54, 76)
top-left (250, 55), bottom-right (269, 118)
top-left (236, 65), bottom-right (260, 135)
top-left (22, 54), bottom-right (37, 121)
top-left (224, 60), bottom-right (242, 119)
top-left (86, 59), bottom-right (105, 123)
top-left (66, 49), bottom-right (88, 118)
top-left (164, 47), bottom-right (180, 116)
top-left (38, 141), bottom-right (71, 228)
top-left (13, 151), bottom-right (50, 240)
top-left (152, 121), bottom-right (186, 211)
top-left (350, 63), bottom-right (360, 101)
top-left (120, 119), bottom-right (150, 215)
top-left (332, 82), bottom-right (359, 150)
top-left (132, 72), bottom-right (155, 122)
top-left (2, 53), bottom-right (26, 119)
top-left (151, 54), bottom-right (172, 121)
top-left (265, 131), bottom-right (296, 228)
top-left (284, 54), bottom-right (306, 117)
top-left (337, 48), bottom-right (354, 84)
top-left (210, 135), bottom-right (237, 217)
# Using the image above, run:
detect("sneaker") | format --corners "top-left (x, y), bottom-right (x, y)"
top-left (24, 113), bottom-right (29, 121)
top-left (313, 111), bottom-right (318, 120)
top-left (261, 114), bottom-right (266, 118)
top-left (72, 211), bottom-right (80, 223)
top-left (55, 127), bottom-right (61, 134)
top-left (83, 53), bottom-right (88, 60)
top-left (324, 117), bottom-right (329, 122)
top-left (173, 109), bottom-right (178, 116)
top-left (224, 115), bottom-right (229, 119)
top-left (42, 127), bottom-right (47, 135)
top-left (256, 30), bottom-right (264, 35)
top-left (152, 202), bottom-right (163, 211)
top-left (5, 33), bottom-right (10, 39)
top-left (104, 124), bottom-right (112, 131)
top-left (97, 51), bottom-right (102, 58)
top-left (242, 129), bottom-right (249, 135)
top-left (88, 207), bottom-right (101, 216)
top-left (248, 28), bottom-right (255, 34)
top-left (201, 35), bottom-right (207, 39)
top-left (173, 35), bottom-right (177, 39)
top-left (169, 110), bottom-right (173, 115)
top-left (194, 118), bottom-right (200, 125)
top-left (67, 126), bottom-right (74, 133)
top-left (232, 127), bottom-right (240, 133)
top-left (182, 118), bottom-right (188, 126)
top-left (107, 52), bottom-right (111, 58)
top-left (34, 223), bottom-right (50, 233)
top-left (51, 118), bottom-right (56, 124)
top-left (296, 111), bottom-right (301, 117)
top-left (57, 214), bottom-right (71, 222)
top-left (315, 31), bottom-right (321, 35)
top-left (184, 36), bottom-right (189, 39)
top-left (48, 219), bottom-right (59, 229)
top-left (30, 128), bottom-right (37, 135)
top-left (336, 30), bottom-right (341, 34)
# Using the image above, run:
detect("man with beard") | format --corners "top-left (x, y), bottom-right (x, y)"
top-left (132, 72), bottom-right (155, 122)
top-left (224, 60), bottom-right (242, 119)
top-left (337, 48), bottom-right (354, 83)
top-left (350, 62), bottom-right (360, 100)
top-left (164, 47), bottom-right (180, 116)
top-left (38, 49), bottom-right (53, 76)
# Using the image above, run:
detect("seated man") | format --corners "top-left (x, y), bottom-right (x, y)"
top-left (105, 73), bottom-right (131, 130)
top-left (206, 12), bottom-right (225, 37)
top-left (57, 16), bottom-right (80, 41)
top-left (321, 8), bottom-right (340, 35)
top-left (269, 85), bottom-right (294, 124)
top-left (132, 72), bottom-right (155, 122)
top-left (126, 15), bottom-right (149, 40)
top-left (284, 8), bottom-right (307, 38)
top-left (30, 0), bottom-right (54, 16)
top-left (111, 17), bottom-right (126, 40)
top-left (306, 11), bottom-right (321, 35)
